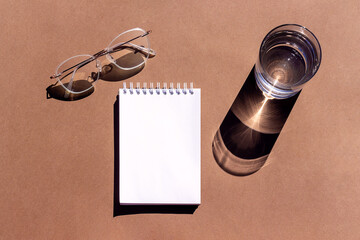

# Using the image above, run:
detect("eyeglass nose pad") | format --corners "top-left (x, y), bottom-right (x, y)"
top-left (91, 72), bottom-right (98, 81)
top-left (102, 65), bottom-right (113, 74)
top-left (105, 47), bottom-right (114, 63)
top-left (95, 59), bottom-right (101, 71)
top-left (90, 59), bottom-right (102, 81)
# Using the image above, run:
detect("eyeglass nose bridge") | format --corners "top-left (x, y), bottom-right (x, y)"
top-left (90, 58), bottom-right (102, 81)
top-left (92, 49), bottom-right (107, 59)
top-left (95, 59), bottom-right (101, 71)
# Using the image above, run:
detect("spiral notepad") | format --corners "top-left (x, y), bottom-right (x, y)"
top-left (119, 82), bottom-right (201, 205)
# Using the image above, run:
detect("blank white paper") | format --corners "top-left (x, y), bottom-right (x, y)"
top-left (119, 88), bottom-right (201, 205)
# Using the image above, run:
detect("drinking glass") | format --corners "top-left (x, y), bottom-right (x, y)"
top-left (255, 24), bottom-right (321, 99)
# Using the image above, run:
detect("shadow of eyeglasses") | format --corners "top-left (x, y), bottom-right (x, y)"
top-left (46, 52), bottom-right (145, 101)
top-left (212, 66), bottom-right (300, 176)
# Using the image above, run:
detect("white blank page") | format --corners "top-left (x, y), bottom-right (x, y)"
top-left (119, 88), bottom-right (201, 205)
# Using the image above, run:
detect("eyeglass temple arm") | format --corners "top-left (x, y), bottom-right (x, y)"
top-left (54, 59), bottom-right (93, 83)
top-left (50, 30), bottom-right (154, 79)
top-left (110, 30), bottom-right (156, 58)
top-left (110, 44), bottom-right (156, 58)
top-left (50, 57), bottom-right (95, 79)
top-left (50, 45), bottom-right (154, 80)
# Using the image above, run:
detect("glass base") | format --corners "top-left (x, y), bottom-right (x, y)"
top-left (254, 69), bottom-right (299, 99)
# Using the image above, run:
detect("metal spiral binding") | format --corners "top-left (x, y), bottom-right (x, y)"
top-left (129, 82), bottom-right (133, 94)
top-left (136, 82), bottom-right (141, 95)
top-left (162, 83), bottom-right (167, 95)
top-left (142, 83), bottom-right (147, 95)
top-left (123, 82), bottom-right (127, 94)
top-left (169, 82), bottom-right (174, 95)
top-left (149, 82), bottom-right (154, 94)
top-left (183, 83), bottom-right (187, 95)
top-left (156, 82), bottom-right (161, 95)
top-left (189, 82), bottom-right (194, 94)
top-left (122, 82), bottom-right (195, 95)
top-left (176, 83), bottom-right (181, 95)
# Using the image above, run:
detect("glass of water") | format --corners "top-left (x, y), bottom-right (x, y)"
top-left (255, 24), bottom-right (322, 99)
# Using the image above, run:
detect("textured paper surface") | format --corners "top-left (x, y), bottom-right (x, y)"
top-left (119, 88), bottom-right (201, 204)
top-left (1, 0), bottom-right (360, 239)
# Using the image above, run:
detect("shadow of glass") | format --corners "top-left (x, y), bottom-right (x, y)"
top-left (46, 52), bottom-right (145, 101)
top-left (212, 67), bottom-right (300, 176)
top-left (113, 97), bottom-right (198, 216)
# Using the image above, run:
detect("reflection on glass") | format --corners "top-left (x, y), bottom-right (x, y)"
top-left (255, 24), bottom-right (321, 99)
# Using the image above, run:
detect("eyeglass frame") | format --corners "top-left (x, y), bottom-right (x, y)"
top-left (50, 27), bottom-right (156, 95)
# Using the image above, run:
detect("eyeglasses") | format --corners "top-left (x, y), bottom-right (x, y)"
top-left (49, 27), bottom-right (156, 97)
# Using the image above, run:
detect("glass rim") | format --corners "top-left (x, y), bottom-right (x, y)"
top-left (258, 23), bottom-right (322, 79)
top-left (259, 23), bottom-right (322, 65)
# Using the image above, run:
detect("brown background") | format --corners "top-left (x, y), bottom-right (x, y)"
top-left (1, 0), bottom-right (360, 239)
